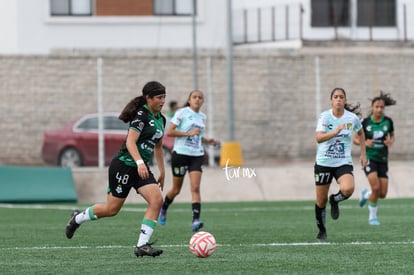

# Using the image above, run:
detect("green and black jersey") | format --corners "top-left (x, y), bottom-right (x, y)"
top-left (361, 115), bottom-right (394, 163)
top-left (116, 105), bottom-right (166, 166)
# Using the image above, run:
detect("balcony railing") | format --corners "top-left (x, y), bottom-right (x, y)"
top-left (233, 3), bottom-right (413, 45)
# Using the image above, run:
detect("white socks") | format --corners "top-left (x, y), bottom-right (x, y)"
top-left (137, 224), bottom-right (154, 247)
top-left (368, 204), bottom-right (378, 220)
top-left (75, 207), bottom-right (97, 224)
top-left (137, 219), bottom-right (157, 247)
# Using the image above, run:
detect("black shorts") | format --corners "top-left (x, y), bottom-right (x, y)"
top-left (314, 164), bottom-right (354, 186)
top-left (108, 158), bottom-right (157, 199)
top-left (171, 151), bottom-right (204, 177)
top-left (364, 159), bottom-right (388, 178)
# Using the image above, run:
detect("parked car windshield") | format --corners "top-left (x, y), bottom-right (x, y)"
top-left (104, 116), bottom-right (128, 130)
top-left (75, 115), bottom-right (127, 131)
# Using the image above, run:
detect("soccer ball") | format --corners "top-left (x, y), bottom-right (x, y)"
top-left (189, 231), bottom-right (216, 258)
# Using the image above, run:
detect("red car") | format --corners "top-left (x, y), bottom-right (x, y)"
top-left (41, 113), bottom-right (174, 168)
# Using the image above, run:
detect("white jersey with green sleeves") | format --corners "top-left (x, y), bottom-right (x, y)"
top-left (315, 109), bottom-right (362, 167)
top-left (170, 106), bottom-right (206, 156)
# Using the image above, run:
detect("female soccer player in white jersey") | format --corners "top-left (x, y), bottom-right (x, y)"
top-left (314, 87), bottom-right (367, 241)
top-left (158, 90), bottom-right (217, 232)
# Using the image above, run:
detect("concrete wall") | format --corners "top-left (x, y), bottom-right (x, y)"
top-left (72, 160), bottom-right (414, 203)
top-left (1, 46), bottom-right (413, 166)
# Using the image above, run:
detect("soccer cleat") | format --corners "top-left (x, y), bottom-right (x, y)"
top-left (191, 220), bottom-right (204, 232)
top-left (368, 218), bottom-right (380, 226)
top-left (134, 243), bottom-right (163, 257)
top-left (329, 195), bottom-right (340, 220)
top-left (158, 208), bottom-right (167, 225)
top-left (65, 209), bottom-right (81, 239)
top-left (359, 188), bottom-right (369, 207)
top-left (316, 231), bottom-right (327, 242)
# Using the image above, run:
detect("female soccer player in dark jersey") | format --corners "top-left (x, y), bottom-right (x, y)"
top-left (354, 91), bottom-right (396, 225)
top-left (65, 81), bottom-right (167, 257)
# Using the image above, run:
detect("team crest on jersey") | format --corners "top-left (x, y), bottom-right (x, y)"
top-left (116, 185), bottom-right (122, 194)
top-left (346, 123), bottom-right (352, 130)
top-left (138, 122), bottom-right (145, 131)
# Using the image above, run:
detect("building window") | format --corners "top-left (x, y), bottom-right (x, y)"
top-left (357, 0), bottom-right (396, 27)
top-left (50, 0), bottom-right (92, 16)
top-left (154, 0), bottom-right (194, 16)
top-left (51, 0), bottom-right (194, 17)
top-left (311, 0), bottom-right (350, 27)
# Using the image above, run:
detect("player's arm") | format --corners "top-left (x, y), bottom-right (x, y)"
top-left (153, 139), bottom-right (165, 191)
top-left (353, 132), bottom-right (375, 147)
top-left (356, 128), bottom-right (367, 168)
top-left (126, 128), bottom-right (149, 179)
top-left (353, 133), bottom-right (360, 145)
top-left (315, 123), bottom-right (345, 143)
top-left (166, 122), bottom-right (199, 137)
top-left (384, 132), bottom-right (395, 148)
top-left (202, 136), bottom-right (218, 146)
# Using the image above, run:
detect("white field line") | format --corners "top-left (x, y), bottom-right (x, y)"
top-left (1, 241), bottom-right (413, 252)
top-left (1, 203), bottom-right (413, 213)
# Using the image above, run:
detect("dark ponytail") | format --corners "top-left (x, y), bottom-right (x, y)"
top-left (344, 102), bottom-right (362, 117)
top-left (118, 96), bottom-right (146, 123)
top-left (371, 91), bottom-right (396, 107)
top-left (118, 81), bottom-right (165, 123)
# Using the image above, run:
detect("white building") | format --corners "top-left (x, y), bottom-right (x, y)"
top-left (1, 0), bottom-right (414, 55)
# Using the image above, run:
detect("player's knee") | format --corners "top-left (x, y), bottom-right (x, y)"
top-left (341, 187), bottom-right (354, 197)
top-left (150, 194), bottom-right (163, 208)
top-left (316, 200), bottom-right (327, 208)
top-left (371, 184), bottom-right (380, 194)
top-left (191, 187), bottom-right (201, 194)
